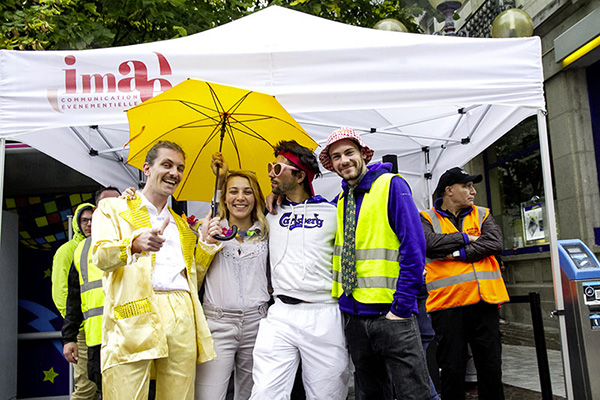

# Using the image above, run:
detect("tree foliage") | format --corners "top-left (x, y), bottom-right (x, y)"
top-left (0, 0), bottom-right (428, 51)
top-left (0, 0), bottom-right (257, 50)
top-left (271, 0), bottom-right (425, 33)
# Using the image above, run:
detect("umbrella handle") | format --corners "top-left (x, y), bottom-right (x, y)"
top-left (213, 225), bottom-right (238, 242)
top-left (210, 200), bottom-right (238, 241)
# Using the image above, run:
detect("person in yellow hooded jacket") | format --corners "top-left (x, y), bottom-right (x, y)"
top-left (52, 201), bottom-right (97, 399)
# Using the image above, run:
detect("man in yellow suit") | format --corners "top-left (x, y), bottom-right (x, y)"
top-left (92, 141), bottom-right (216, 399)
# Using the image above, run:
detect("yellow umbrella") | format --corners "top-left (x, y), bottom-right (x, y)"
top-left (126, 79), bottom-right (317, 203)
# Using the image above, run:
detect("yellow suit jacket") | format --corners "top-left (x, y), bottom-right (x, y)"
top-left (92, 195), bottom-right (217, 371)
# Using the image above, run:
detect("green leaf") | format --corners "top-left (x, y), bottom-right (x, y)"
top-left (172, 25), bottom-right (187, 36)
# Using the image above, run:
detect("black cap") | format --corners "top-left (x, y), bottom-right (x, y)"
top-left (434, 167), bottom-right (482, 199)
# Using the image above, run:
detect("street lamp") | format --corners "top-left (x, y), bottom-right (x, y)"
top-left (374, 18), bottom-right (408, 33)
top-left (491, 8), bottom-right (533, 38)
top-left (428, 0), bottom-right (466, 35)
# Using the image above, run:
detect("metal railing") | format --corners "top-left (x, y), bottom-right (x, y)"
top-left (507, 292), bottom-right (553, 400)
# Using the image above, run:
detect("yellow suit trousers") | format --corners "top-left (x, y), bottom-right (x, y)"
top-left (102, 291), bottom-right (197, 400)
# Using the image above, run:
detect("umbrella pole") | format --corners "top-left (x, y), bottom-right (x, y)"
top-left (211, 119), bottom-right (238, 241)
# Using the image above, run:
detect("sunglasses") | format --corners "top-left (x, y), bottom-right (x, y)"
top-left (268, 162), bottom-right (299, 177)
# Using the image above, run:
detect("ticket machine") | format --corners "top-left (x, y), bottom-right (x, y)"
top-left (558, 239), bottom-right (600, 399)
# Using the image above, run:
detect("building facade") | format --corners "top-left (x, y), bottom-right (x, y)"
top-left (427, 0), bottom-right (600, 333)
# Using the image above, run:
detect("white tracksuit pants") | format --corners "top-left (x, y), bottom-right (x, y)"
top-left (250, 299), bottom-right (349, 400)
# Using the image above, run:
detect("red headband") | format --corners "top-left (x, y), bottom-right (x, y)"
top-left (278, 150), bottom-right (315, 196)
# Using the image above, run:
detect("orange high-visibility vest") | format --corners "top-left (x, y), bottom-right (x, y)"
top-left (421, 206), bottom-right (509, 312)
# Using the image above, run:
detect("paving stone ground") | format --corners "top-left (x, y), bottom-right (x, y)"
top-left (465, 383), bottom-right (565, 399)
top-left (346, 321), bottom-right (567, 399)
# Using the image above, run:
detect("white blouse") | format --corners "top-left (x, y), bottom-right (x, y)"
top-left (202, 221), bottom-right (270, 310)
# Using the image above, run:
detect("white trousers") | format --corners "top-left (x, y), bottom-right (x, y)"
top-left (250, 299), bottom-right (349, 400)
top-left (195, 303), bottom-right (267, 400)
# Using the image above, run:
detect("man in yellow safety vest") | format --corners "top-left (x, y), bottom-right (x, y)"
top-left (62, 187), bottom-right (121, 393)
top-left (52, 201), bottom-right (96, 399)
top-left (319, 127), bottom-right (430, 400)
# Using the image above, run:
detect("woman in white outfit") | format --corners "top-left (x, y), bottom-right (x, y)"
top-left (195, 157), bottom-right (270, 400)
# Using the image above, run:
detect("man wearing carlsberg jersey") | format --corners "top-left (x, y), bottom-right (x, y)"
top-left (250, 140), bottom-right (349, 400)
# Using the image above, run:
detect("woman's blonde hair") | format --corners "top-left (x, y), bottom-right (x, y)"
top-left (218, 170), bottom-right (269, 239)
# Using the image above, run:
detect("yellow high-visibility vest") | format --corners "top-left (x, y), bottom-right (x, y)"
top-left (332, 174), bottom-right (402, 303)
top-left (73, 237), bottom-right (104, 347)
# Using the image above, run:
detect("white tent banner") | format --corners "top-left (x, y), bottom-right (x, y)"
top-left (0, 5), bottom-right (545, 207)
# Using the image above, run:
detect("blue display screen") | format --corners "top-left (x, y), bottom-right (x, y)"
top-left (564, 244), bottom-right (596, 269)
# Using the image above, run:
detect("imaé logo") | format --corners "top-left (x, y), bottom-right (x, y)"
top-left (47, 52), bottom-right (173, 113)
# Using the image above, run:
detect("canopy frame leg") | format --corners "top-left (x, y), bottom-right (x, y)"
top-left (0, 138), bottom-right (5, 246)
top-left (537, 109), bottom-right (573, 399)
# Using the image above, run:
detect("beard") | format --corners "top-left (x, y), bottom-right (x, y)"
top-left (272, 179), bottom-right (295, 196)
top-left (338, 160), bottom-right (365, 183)
top-left (345, 169), bottom-right (363, 182)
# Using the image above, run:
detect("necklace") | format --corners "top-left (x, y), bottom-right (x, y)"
top-left (237, 229), bottom-right (257, 238)
top-left (219, 227), bottom-right (258, 238)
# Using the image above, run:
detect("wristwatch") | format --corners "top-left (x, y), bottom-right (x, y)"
top-left (452, 250), bottom-right (460, 258)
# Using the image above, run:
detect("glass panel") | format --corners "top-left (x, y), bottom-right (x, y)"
top-left (485, 116), bottom-right (547, 250)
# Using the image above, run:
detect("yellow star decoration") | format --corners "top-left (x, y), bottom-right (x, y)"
top-left (43, 268), bottom-right (52, 279)
top-left (43, 367), bottom-right (59, 383)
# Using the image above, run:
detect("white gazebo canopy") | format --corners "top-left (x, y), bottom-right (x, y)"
top-left (0, 5), bottom-right (544, 209)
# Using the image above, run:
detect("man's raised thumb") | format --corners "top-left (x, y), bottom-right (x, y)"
top-left (157, 215), bottom-right (170, 234)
